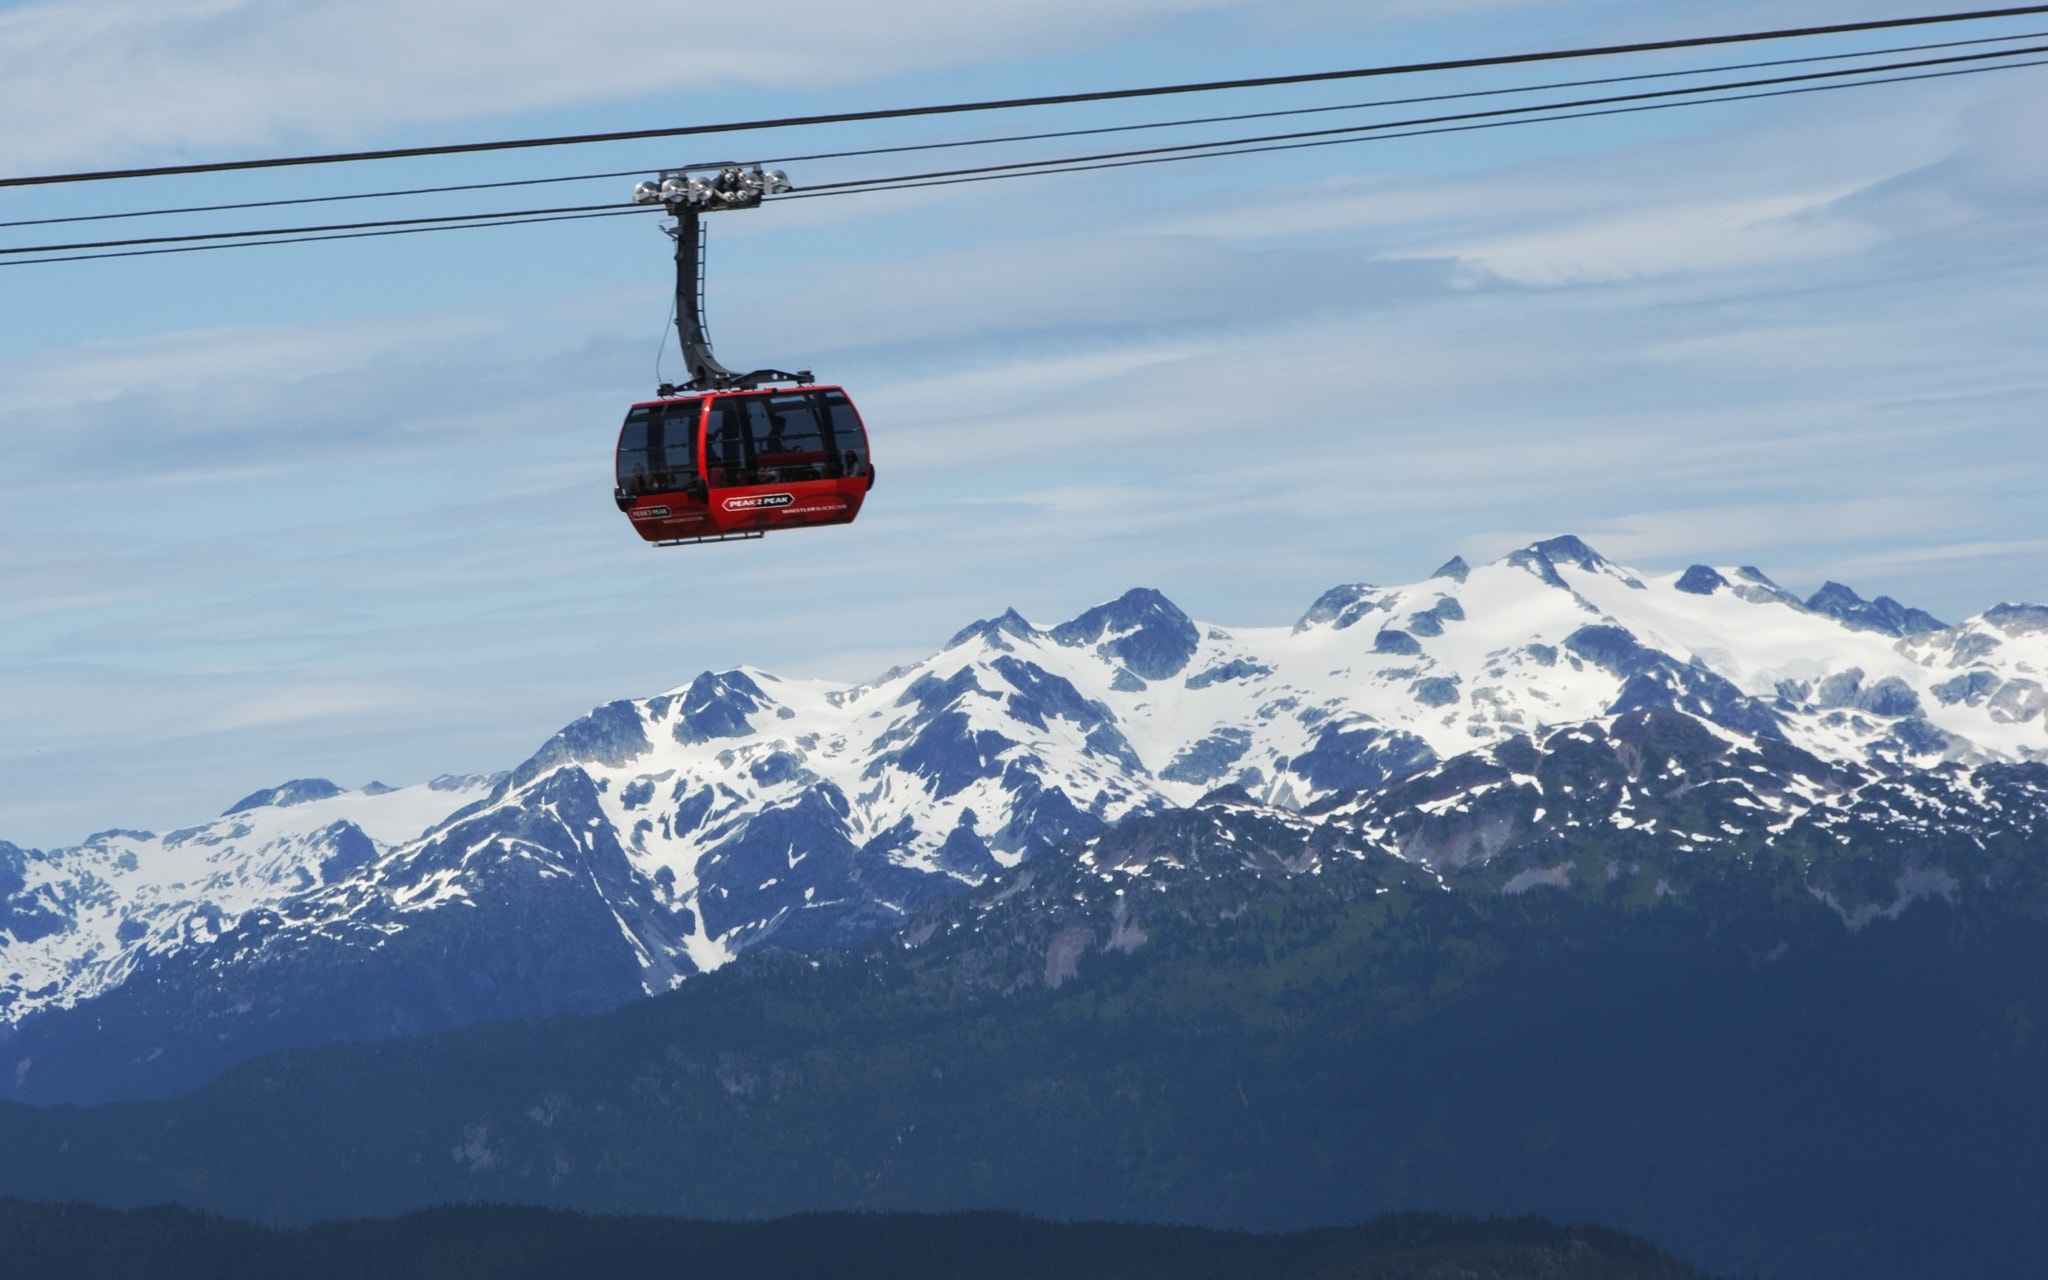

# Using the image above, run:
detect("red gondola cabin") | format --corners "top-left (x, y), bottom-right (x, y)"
top-left (614, 386), bottom-right (874, 545)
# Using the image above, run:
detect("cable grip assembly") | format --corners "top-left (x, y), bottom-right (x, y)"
top-left (633, 166), bottom-right (805, 393)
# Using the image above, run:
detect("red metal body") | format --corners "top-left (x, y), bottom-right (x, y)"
top-left (613, 385), bottom-right (874, 545)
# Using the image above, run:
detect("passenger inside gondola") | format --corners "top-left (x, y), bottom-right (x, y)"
top-left (756, 393), bottom-right (829, 482)
top-left (616, 399), bottom-right (702, 496)
top-left (707, 398), bottom-right (753, 487)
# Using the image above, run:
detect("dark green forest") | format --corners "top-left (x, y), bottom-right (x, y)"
top-left (3, 855), bottom-right (2044, 1280)
top-left (0, 1203), bottom-right (1713, 1280)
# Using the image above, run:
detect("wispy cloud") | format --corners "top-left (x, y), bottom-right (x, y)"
top-left (6, 1), bottom-right (2048, 845)
top-left (0, 0), bottom-right (1274, 169)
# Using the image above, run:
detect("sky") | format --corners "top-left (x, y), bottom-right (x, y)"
top-left (2, 0), bottom-right (2045, 847)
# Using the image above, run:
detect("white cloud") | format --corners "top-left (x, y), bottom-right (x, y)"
top-left (3, 0), bottom-right (1969, 173)
top-left (195, 680), bottom-right (416, 732)
top-left (0, 306), bottom-right (510, 414)
top-left (0, 0), bottom-right (1253, 169)
top-left (1409, 187), bottom-right (1883, 285)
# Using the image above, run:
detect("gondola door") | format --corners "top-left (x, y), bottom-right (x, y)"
top-left (615, 397), bottom-right (715, 543)
top-left (700, 388), bottom-right (873, 536)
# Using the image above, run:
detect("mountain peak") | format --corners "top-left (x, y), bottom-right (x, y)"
top-left (1295, 583), bottom-right (1382, 633)
top-left (1984, 603), bottom-right (2048, 637)
top-left (1049, 589), bottom-right (1199, 681)
top-left (1529, 535), bottom-right (1609, 571)
top-left (1431, 556), bottom-right (1470, 583)
top-left (947, 608), bottom-right (1039, 652)
top-left (1805, 581), bottom-right (1947, 637)
top-left (222, 778), bottom-right (344, 816)
top-left (1499, 535), bottom-right (1646, 592)
top-left (1674, 565), bottom-right (1729, 595)
top-left (510, 699), bottom-right (654, 786)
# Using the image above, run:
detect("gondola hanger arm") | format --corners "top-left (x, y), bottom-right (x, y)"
top-left (633, 165), bottom-right (810, 393)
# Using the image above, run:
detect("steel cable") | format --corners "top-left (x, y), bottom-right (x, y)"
top-left (4, 44), bottom-right (2045, 266)
top-left (8, 26), bottom-right (2044, 231)
top-left (4, 4), bottom-right (2046, 191)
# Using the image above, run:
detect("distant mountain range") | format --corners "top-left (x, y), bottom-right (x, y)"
top-left (3, 535), bottom-right (2046, 1105)
top-left (5, 535), bottom-right (2048, 1279)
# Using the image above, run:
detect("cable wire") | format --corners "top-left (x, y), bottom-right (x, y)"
top-left (11, 26), bottom-right (2044, 231)
top-left (4, 45), bottom-right (2044, 266)
top-left (784, 43), bottom-right (2048, 195)
top-left (4, 4), bottom-right (2047, 190)
top-left (0, 168), bottom-right (656, 231)
top-left (0, 208), bottom-right (653, 267)
top-left (0, 201), bottom-right (642, 257)
top-left (790, 53), bottom-right (2048, 199)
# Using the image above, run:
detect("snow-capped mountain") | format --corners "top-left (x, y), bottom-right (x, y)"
top-left (0, 777), bottom-right (497, 1027)
top-left (4, 535), bottom-right (2045, 1104)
